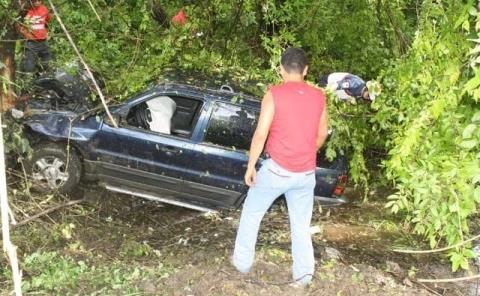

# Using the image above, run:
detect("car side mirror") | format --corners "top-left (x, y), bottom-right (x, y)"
top-left (104, 113), bottom-right (121, 127)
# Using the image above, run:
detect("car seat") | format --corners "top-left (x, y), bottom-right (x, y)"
top-left (145, 96), bottom-right (177, 134)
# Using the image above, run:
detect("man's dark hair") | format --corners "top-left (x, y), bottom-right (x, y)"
top-left (280, 47), bottom-right (308, 74)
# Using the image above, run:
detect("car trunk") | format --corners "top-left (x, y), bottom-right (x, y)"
top-left (315, 149), bottom-right (348, 199)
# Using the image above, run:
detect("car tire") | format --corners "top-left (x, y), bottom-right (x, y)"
top-left (24, 143), bottom-right (81, 194)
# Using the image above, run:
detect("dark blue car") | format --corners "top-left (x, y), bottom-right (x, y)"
top-left (23, 82), bottom-right (348, 211)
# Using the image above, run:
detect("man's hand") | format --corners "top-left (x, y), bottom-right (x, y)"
top-left (244, 90), bottom-right (274, 187)
top-left (244, 166), bottom-right (257, 187)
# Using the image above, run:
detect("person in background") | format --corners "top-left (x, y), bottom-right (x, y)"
top-left (232, 48), bottom-right (328, 287)
top-left (18, 0), bottom-right (52, 73)
top-left (171, 7), bottom-right (187, 26)
top-left (319, 72), bottom-right (375, 102)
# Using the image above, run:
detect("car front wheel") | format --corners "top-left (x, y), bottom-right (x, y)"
top-left (25, 143), bottom-right (81, 193)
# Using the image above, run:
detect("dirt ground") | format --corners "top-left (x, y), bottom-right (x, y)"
top-left (2, 186), bottom-right (479, 295)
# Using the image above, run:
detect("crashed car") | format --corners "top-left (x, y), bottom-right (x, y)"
top-left (22, 81), bottom-right (348, 211)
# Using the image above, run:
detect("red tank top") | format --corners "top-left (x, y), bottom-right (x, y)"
top-left (265, 81), bottom-right (326, 172)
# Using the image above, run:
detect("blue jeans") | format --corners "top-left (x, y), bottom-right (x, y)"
top-left (233, 158), bottom-right (316, 284)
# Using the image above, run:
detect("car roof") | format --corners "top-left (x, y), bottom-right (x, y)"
top-left (155, 82), bottom-right (261, 108)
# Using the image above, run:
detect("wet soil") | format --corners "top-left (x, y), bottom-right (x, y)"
top-left (4, 186), bottom-right (480, 295)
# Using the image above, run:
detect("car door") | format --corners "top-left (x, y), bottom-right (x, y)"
top-left (180, 100), bottom-right (260, 208)
top-left (88, 91), bottom-right (205, 200)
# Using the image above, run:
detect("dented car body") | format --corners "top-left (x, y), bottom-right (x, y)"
top-left (24, 82), bottom-right (348, 211)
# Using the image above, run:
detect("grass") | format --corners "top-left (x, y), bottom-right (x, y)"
top-left (2, 249), bottom-right (176, 295)
top-left (0, 191), bottom-right (453, 295)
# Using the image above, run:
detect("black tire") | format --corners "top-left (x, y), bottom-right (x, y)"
top-left (24, 143), bottom-right (81, 194)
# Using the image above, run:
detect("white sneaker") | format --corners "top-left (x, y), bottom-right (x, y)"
top-left (289, 281), bottom-right (310, 289)
top-left (229, 255), bottom-right (250, 274)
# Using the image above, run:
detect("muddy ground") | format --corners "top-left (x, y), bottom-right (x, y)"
top-left (1, 186), bottom-right (479, 295)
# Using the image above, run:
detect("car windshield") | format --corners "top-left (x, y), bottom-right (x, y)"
top-left (77, 102), bottom-right (125, 119)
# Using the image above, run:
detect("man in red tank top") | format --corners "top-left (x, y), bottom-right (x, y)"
top-left (232, 48), bottom-right (328, 287)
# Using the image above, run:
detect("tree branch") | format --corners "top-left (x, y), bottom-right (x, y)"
top-left (13, 198), bottom-right (84, 228)
top-left (418, 274), bottom-right (480, 283)
top-left (46, 0), bottom-right (118, 128)
top-left (393, 233), bottom-right (480, 254)
top-left (86, 0), bottom-right (101, 21)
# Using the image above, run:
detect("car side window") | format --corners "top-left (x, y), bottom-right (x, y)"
top-left (204, 102), bottom-right (259, 151)
top-left (126, 95), bottom-right (203, 138)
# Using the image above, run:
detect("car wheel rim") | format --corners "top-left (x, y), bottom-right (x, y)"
top-left (32, 157), bottom-right (69, 190)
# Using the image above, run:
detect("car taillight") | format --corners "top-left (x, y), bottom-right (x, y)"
top-left (333, 174), bottom-right (348, 196)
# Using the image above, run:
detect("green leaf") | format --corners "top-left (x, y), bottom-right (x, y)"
top-left (385, 200), bottom-right (396, 208)
top-left (391, 204), bottom-right (399, 214)
top-left (462, 124), bottom-right (477, 139)
top-left (462, 20), bottom-right (470, 31)
top-left (460, 257), bottom-right (470, 270)
top-left (463, 72), bottom-right (480, 94)
top-left (451, 253), bottom-right (462, 272)
top-left (474, 188), bottom-right (480, 203)
top-left (449, 203), bottom-right (459, 212)
top-left (472, 111), bottom-right (480, 123)
top-left (464, 249), bottom-right (476, 259)
top-left (459, 140), bottom-right (478, 149)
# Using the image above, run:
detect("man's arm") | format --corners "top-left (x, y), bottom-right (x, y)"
top-left (16, 18), bottom-right (30, 39)
top-left (316, 106), bottom-right (329, 150)
top-left (244, 90), bottom-right (275, 186)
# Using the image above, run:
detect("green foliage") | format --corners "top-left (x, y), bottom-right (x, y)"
top-left (22, 251), bottom-right (87, 292)
top-left (2, 116), bottom-right (31, 157)
top-left (378, 0), bottom-right (480, 271)
top-left (323, 91), bottom-right (375, 191)
top-left (38, 0), bottom-right (414, 96)
top-left (24, 0), bottom-right (416, 188)
top-left (19, 251), bottom-right (172, 294)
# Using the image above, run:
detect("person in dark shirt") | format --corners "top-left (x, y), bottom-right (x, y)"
top-left (319, 72), bottom-right (375, 101)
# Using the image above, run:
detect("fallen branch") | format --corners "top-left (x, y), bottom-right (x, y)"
top-left (46, 0), bottom-right (117, 128)
top-left (411, 279), bottom-right (443, 296)
top-left (417, 274), bottom-right (480, 283)
top-left (8, 205), bottom-right (16, 225)
top-left (13, 199), bottom-right (84, 228)
top-left (393, 233), bottom-right (480, 254)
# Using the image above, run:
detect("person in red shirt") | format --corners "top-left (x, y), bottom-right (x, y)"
top-left (18, 0), bottom-right (52, 73)
top-left (232, 48), bottom-right (328, 287)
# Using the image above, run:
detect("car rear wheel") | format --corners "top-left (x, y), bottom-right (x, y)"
top-left (25, 143), bottom-right (81, 193)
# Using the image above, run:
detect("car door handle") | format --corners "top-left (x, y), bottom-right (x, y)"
top-left (160, 146), bottom-right (177, 152)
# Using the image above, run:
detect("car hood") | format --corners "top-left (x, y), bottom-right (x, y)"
top-left (24, 110), bottom-right (103, 141)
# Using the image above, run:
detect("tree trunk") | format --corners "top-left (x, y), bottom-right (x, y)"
top-left (150, 0), bottom-right (170, 28)
top-left (384, 0), bottom-right (410, 55)
top-left (0, 24), bottom-right (17, 112)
